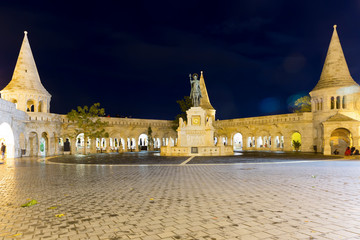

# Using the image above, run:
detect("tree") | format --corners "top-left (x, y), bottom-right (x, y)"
top-left (292, 95), bottom-right (311, 113)
top-left (147, 126), bottom-right (154, 151)
top-left (67, 103), bottom-right (109, 154)
top-left (292, 140), bottom-right (301, 151)
top-left (172, 96), bottom-right (193, 131)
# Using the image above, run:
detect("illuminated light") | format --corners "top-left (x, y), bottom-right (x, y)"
top-left (0, 122), bottom-right (15, 158)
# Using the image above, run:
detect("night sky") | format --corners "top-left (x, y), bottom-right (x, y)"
top-left (1, 1), bottom-right (360, 120)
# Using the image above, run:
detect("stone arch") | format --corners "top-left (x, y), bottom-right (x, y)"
top-left (247, 134), bottom-right (255, 148)
top-left (291, 131), bottom-right (302, 151)
top-left (126, 137), bottom-right (136, 150)
top-left (257, 130), bottom-right (270, 149)
top-left (274, 132), bottom-right (284, 149)
top-left (40, 132), bottom-right (49, 156)
top-left (330, 128), bottom-right (352, 155)
top-left (101, 138), bottom-right (107, 150)
top-left (0, 122), bottom-right (15, 158)
top-left (154, 137), bottom-right (161, 150)
top-left (76, 133), bottom-right (84, 149)
top-left (138, 133), bottom-right (148, 151)
top-left (26, 99), bottom-right (35, 112)
top-left (233, 132), bottom-right (243, 151)
top-left (76, 133), bottom-right (90, 153)
top-left (330, 96), bottom-right (335, 109)
top-left (336, 96), bottom-right (341, 109)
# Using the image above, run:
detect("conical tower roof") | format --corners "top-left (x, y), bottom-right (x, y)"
top-left (1, 31), bottom-right (50, 96)
top-left (199, 71), bottom-right (214, 110)
top-left (312, 25), bottom-right (358, 91)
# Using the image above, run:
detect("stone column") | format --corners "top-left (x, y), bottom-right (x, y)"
top-left (323, 137), bottom-right (331, 155)
top-left (242, 134), bottom-right (248, 151)
top-left (122, 137), bottom-right (127, 152)
top-left (54, 137), bottom-right (59, 155)
top-left (270, 135), bottom-right (276, 151)
top-left (134, 138), bottom-right (139, 152)
top-left (49, 136), bottom-right (55, 156)
top-left (283, 134), bottom-right (292, 152)
top-left (34, 101), bottom-right (38, 113)
top-left (70, 137), bottom-right (77, 155)
top-left (90, 138), bottom-right (97, 154)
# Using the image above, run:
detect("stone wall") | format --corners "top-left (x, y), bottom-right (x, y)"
top-left (0, 98), bottom-right (27, 158)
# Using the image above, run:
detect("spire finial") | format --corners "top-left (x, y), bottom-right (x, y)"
top-left (333, 25), bottom-right (337, 29)
top-left (24, 31), bottom-right (28, 35)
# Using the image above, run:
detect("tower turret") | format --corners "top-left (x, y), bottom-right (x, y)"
top-left (198, 71), bottom-right (216, 120)
top-left (0, 31), bottom-right (51, 113)
top-left (310, 25), bottom-right (360, 115)
top-left (312, 25), bottom-right (358, 91)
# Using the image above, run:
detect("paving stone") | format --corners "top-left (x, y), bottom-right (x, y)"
top-left (1, 156), bottom-right (360, 239)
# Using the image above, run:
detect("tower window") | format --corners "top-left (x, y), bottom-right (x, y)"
top-left (331, 97), bottom-right (334, 109)
top-left (336, 96), bottom-right (340, 109)
top-left (316, 100), bottom-right (320, 111)
top-left (342, 96), bottom-right (346, 109)
top-left (26, 100), bottom-right (35, 112)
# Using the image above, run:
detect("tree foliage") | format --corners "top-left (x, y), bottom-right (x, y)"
top-left (292, 140), bottom-right (301, 150)
top-left (292, 95), bottom-right (311, 113)
top-left (66, 103), bottom-right (109, 154)
top-left (172, 96), bottom-right (193, 131)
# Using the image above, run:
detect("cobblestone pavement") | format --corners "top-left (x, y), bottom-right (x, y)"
top-left (1, 154), bottom-right (360, 240)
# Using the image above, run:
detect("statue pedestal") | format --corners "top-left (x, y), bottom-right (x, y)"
top-left (161, 107), bottom-right (233, 156)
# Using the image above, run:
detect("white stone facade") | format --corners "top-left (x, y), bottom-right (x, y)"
top-left (1, 26), bottom-right (360, 157)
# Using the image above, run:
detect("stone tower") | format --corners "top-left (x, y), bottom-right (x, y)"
top-left (0, 31), bottom-right (51, 113)
top-left (310, 25), bottom-right (360, 117)
top-left (309, 25), bottom-right (360, 154)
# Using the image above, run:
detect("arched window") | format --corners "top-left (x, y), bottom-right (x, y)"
top-left (342, 96), bottom-right (346, 109)
top-left (336, 96), bottom-right (340, 109)
top-left (331, 97), bottom-right (335, 109)
top-left (27, 100), bottom-right (35, 112)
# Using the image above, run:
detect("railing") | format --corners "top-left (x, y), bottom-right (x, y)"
top-left (216, 112), bottom-right (313, 127)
